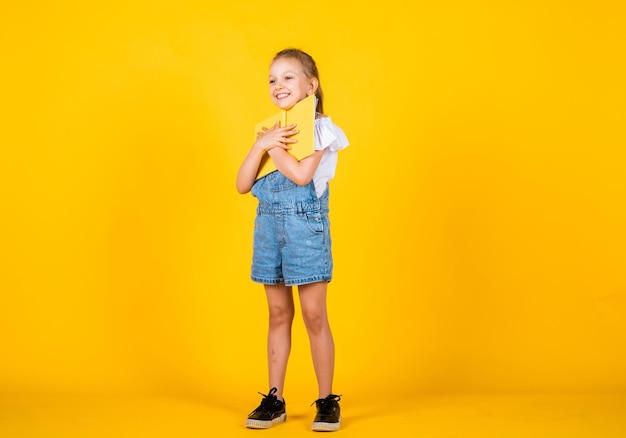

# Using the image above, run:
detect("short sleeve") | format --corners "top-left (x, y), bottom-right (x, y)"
top-left (314, 117), bottom-right (349, 152)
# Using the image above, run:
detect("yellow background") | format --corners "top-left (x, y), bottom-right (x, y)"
top-left (1, 0), bottom-right (625, 417)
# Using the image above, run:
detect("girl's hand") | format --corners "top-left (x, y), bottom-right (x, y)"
top-left (253, 121), bottom-right (299, 152)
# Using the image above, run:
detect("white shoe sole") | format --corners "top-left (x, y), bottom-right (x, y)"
top-left (312, 416), bottom-right (341, 432)
top-left (246, 413), bottom-right (286, 429)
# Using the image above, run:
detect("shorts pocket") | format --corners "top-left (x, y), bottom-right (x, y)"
top-left (305, 211), bottom-right (324, 233)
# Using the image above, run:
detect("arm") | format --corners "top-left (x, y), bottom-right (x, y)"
top-left (236, 122), bottom-right (299, 194)
top-left (267, 147), bottom-right (325, 186)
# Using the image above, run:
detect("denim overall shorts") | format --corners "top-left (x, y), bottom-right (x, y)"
top-left (250, 171), bottom-right (332, 286)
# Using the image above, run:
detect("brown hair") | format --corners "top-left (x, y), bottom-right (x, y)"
top-left (272, 48), bottom-right (324, 114)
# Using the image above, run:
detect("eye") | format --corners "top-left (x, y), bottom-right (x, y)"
top-left (285, 75), bottom-right (293, 80)
top-left (269, 79), bottom-right (276, 84)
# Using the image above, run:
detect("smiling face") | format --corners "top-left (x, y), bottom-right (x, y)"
top-left (268, 57), bottom-right (318, 110)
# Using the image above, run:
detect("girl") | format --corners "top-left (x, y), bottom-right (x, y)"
top-left (236, 48), bottom-right (348, 432)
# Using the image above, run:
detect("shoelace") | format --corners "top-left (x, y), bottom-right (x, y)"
top-left (249, 387), bottom-right (279, 415)
top-left (311, 394), bottom-right (342, 413)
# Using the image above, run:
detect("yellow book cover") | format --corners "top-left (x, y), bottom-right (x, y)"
top-left (254, 94), bottom-right (316, 180)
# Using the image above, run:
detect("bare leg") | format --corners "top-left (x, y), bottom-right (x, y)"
top-left (298, 281), bottom-right (335, 399)
top-left (264, 284), bottom-right (295, 401)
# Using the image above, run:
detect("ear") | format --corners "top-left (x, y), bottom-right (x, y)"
top-left (307, 78), bottom-right (319, 96)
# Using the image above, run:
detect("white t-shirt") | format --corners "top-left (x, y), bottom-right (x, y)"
top-left (312, 116), bottom-right (349, 197)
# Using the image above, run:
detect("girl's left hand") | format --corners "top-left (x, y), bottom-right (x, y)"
top-left (253, 122), bottom-right (299, 153)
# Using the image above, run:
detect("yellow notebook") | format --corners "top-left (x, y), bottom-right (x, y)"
top-left (254, 94), bottom-right (316, 180)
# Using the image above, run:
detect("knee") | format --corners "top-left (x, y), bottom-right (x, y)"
top-left (268, 304), bottom-right (295, 327)
top-left (302, 309), bottom-right (328, 335)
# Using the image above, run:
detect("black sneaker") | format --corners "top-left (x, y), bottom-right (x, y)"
top-left (311, 394), bottom-right (341, 432)
top-left (246, 387), bottom-right (286, 429)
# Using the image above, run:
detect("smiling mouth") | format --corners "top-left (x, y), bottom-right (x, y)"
top-left (275, 92), bottom-right (290, 100)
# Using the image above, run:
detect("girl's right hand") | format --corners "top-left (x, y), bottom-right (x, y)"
top-left (253, 122), bottom-right (299, 152)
